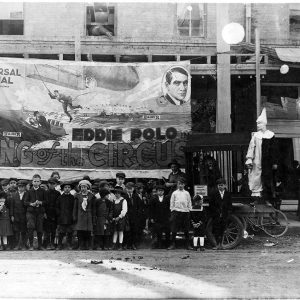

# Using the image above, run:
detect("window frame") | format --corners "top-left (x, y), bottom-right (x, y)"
top-left (176, 3), bottom-right (207, 38)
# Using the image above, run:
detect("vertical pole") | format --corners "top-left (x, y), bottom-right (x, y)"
top-left (189, 10), bottom-right (192, 37)
top-left (255, 28), bottom-right (261, 117)
top-left (216, 3), bottom-right (231, 133)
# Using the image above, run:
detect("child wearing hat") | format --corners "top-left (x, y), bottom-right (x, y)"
top-left (24, 174), bottom-right (47, 250)
top-left (209, 178), bottom-right (232, 250)
top-left (44, 177), bottom-right (60, 250)
top-left (110, 186), bottom-right (128, 250)
top-left (73, 180), bottom-right (95, 250)
top-left (0, 192), bottom-right (13, 250)
top-left (56, 182), bottom-right (75, 250)
top-left (124, 182), bottom-right (140, 250)
top-left (168, 178), bottom-right (192, 250)
top-left (9, 180), bottom-right (28, 250)
top-left (93, 189), bottom-right (111, 250)
top-left (149, 185), bottom-right (171, 249)
top-left (115, 172), bottom-right (126, 190)
top-left (191, 195), bottom-right (207, 251)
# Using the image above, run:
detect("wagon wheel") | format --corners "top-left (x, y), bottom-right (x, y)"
top-left (206, 215), bottom-right (244, 249)
top-left (260, 209), bottom-right (288, 238)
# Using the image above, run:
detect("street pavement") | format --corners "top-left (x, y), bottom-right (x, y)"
top-left (0, 233), bottom-right (299, 299)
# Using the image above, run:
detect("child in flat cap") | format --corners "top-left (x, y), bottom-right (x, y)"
top-left (209, 178), bottom-right (232, 250)
top-left (56, 182), bottom-right (75, 250)
top-left (93, 189), bottom-right (111, 250)
top-left (115, 172), bottom-right (126, 190)
top-left (10, 180), bottom-right (28, 250)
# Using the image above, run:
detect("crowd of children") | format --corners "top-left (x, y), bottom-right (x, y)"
top-left (0, 170), bottom-right (232, 252)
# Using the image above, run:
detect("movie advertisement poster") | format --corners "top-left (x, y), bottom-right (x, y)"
top-left (0, 58), bottom-right (191, 179)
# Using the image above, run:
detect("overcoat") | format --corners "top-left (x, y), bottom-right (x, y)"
top-left (73, 192), bottom-right (94, 231)
top-left (93, 197), bottom-right (109, 235)
top-left (56, 193), bottom-right (75, 225)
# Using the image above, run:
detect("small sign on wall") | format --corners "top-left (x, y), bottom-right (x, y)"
top-left (194, 185), bottom-right (208, 197)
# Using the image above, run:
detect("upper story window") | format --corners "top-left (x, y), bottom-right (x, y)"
top-left (177, 3), bottom-right (206, 37)
top-left (0, 3), bottom-right (23, 35)
top-left (290, 4), bottom-right (300, 38)
top-left (86, 2), bottom-right (114, 39)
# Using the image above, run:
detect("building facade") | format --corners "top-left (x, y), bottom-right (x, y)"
top-left (0, 2), bottom-right (299, 194)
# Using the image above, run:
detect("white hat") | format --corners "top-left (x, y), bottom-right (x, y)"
top-left (78, 180), bottom-right (91, 188)
top-left (256, 108), bottom-right (267, 125)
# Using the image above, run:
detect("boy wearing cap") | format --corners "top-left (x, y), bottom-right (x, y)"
top-left (165, 159), bottom-right (187, 195)
top-left (149, 185), bottom-right (170, 249)
top-left (56, 182), bottom-right (75, 250)
top-left (24, 174), bottom-right (48, 250)
top-left (115, 172), bottom-right (126, 190)
top-left (0, 179), bottom-right (9, 194)
top-left (209, 178), bottom-right (232, 250)
top-left (73, 180), bottom-right (95, 250)
top-left (168, 178), bottom-right (192, 250)
top-left (93, 189), bottom-right (111, 250)
top-left (9, 180), bottom-right (28, 250)
top-left (44, 178), bottom-right (60, 250)
top-left (124, 182), bottom-right (141, 250)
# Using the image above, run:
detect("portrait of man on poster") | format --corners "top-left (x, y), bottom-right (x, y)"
top-left (161, 66), bottom-right (191, 106)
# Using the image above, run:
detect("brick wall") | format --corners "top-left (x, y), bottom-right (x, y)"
top-left (24, 2), bottom-right (84, 38)
top-left (116, 3), bottom-right (176, 39)
top-left (251, 3), bottom-right (290, 42)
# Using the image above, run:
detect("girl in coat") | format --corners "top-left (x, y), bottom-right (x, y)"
top-left (110, 186), bottom-right (128, 250)
top-left (191, 195), bottom-right (207, 251)
top-left (93, 189), bottom-right (110, 250)
top-left (0, 192), bottom-right (13, 250)
top-left (73, 180), bottom-right (95, 250)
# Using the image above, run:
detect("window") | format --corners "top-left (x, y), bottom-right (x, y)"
top-left (177, 3), bottom-right (206, 37)
top-left (86, 2), bottom-right (114, 38)
top-left (0, 3), bottom-right (23, 35)
top-left (290, 4), bottom-right (300, 37)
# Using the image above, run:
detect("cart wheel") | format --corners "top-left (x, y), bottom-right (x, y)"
top-left (238, 216), bottom-right (247, 231)
top-left (206, 215), bottom-right (244, 249)
top-left (260, 209), bottom-right (288, 237)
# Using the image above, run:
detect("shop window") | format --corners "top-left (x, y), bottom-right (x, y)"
top-left (290, 4), bottom-right (300, 37)
top-left (177, 3), bottom-right (206, 37)
top-left (86, 2), bottom-right (114, 38)
top-left (0, 3), bottom-right (23, 35)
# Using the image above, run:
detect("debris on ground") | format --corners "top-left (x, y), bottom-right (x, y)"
top-left (181, 255), bottom-right (190, 259)
top-left (138, 256), bottom-right (143, 259)
top-left (263, 241), bottom-right (278, 247)
top-left (124, 257), bottom-right (130, 260)
top-left (287, 259), bottom-right (294, 263)
top-left (91, 260), bottom-right (103, 264)
top-left (111, 267), bottom-right (117, 270)
top-left (116, 258), bottom-right (122, 260)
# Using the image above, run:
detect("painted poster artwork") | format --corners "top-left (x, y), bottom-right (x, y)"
top-left (0, 58), bottom-right (191, 178)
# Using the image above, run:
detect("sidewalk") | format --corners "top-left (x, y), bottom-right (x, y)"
top-left (286, 211), bottom-right (300, 234)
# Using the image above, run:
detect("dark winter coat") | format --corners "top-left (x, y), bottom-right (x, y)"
top-left (56, 193), bottom-right (75, 225)
top-left (24, 187), bottom-right (47, 214)
top-left (93, 198), bottom-right (109, 235)
top-left (209, 189), bottom-right (232, 221)
top-left (73, 192), bottom-right (94, 231)
top-left (149, 195), bottom-right (170, 225)
top-left (45, 189), bottom-right (61, 221)
top-left (9, 191), bottom-right (27, 222)
top-left (124, 192), bottom-right (140, 225)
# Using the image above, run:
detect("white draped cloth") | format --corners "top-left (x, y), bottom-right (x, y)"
top-left (245, 130), bottom-right (275, 196)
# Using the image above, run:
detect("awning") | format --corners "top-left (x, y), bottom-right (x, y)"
top-left (275, 48), bottom-right (300, 63)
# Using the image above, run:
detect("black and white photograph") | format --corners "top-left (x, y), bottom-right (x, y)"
top-left (0, 1), bottom-right (299, 299)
